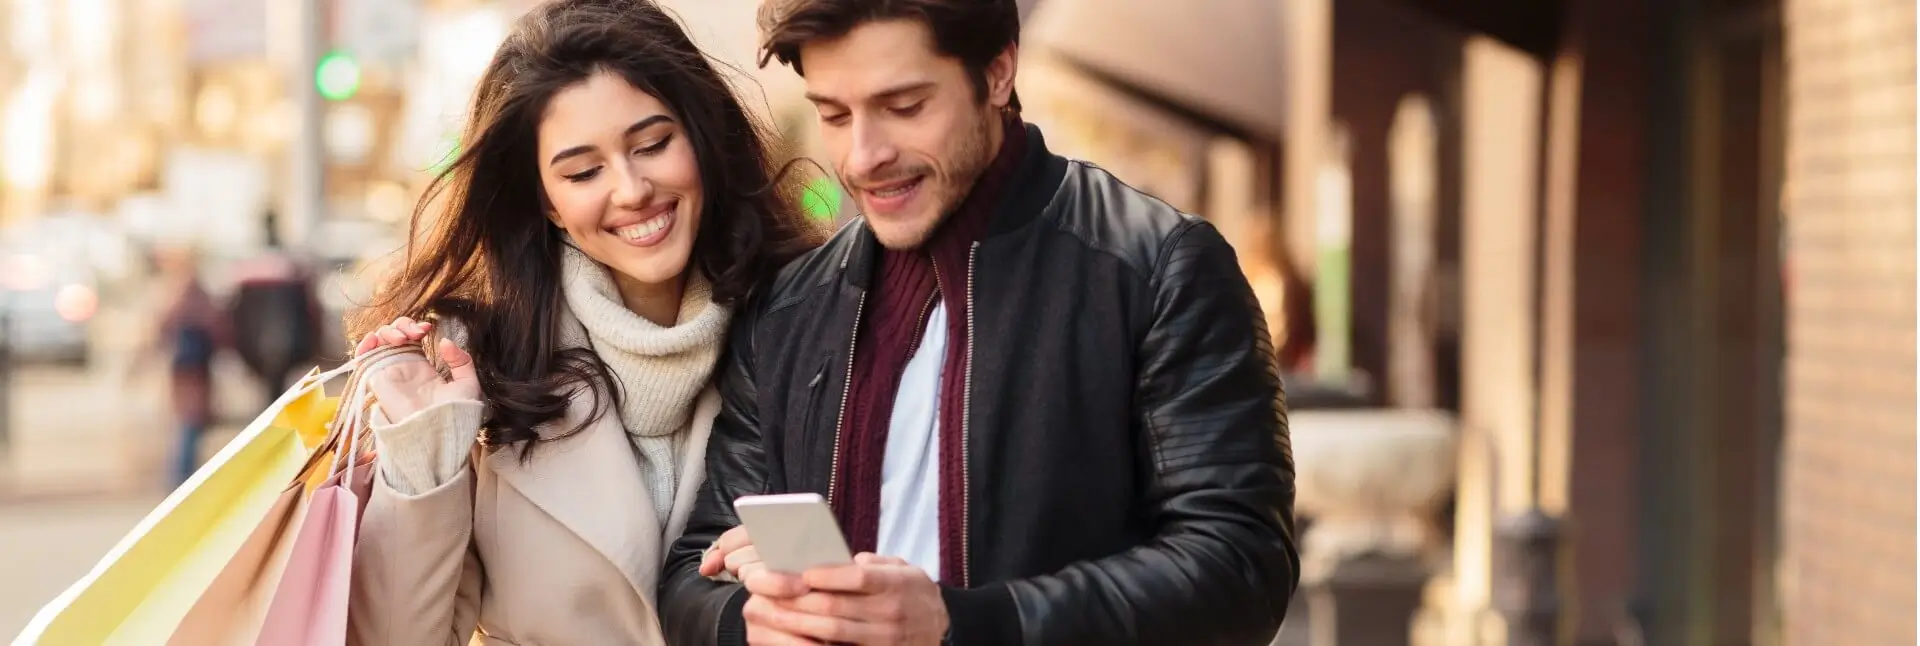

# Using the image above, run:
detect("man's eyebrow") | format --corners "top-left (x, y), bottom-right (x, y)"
top-left (805, 81), bottom-right (937, 106)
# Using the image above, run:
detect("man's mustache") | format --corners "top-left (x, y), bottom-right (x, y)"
top-left (846, 167), bottom-right (934, 191)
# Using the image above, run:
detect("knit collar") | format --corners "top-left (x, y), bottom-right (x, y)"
top-left (558, 242), bottom-right (731, 525)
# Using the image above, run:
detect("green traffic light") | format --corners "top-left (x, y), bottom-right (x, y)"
top-left (316, 51), bottom-right (361, 101)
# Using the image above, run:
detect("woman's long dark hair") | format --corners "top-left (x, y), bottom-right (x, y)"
top-left (347, 0), bottom-right (820, 457)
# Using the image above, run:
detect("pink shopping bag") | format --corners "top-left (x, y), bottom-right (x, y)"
top-left (252, 347), bottom-right (400, 646)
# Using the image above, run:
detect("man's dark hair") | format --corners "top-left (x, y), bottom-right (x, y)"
top-left (757, 0), bottom-right (1022, 112)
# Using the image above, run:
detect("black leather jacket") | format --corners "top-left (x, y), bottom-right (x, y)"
top-left (660, 125), bottom-right (1299, 646)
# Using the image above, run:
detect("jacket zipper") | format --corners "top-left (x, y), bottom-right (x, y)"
top-left (960, 242), bottom-right (978, 588)
top-left (823, 246), bottom-right (975, 588)
top-left (827, 275), bottom-right (937, 509)
top-left (826, 293), bottom-right (866, 508)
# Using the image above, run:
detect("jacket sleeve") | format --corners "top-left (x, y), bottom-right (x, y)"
top-left (658, 304), bottom-right (765, 646)
top-left (943, 219), bottom-right (1300, 646)
top-left (349, 404), bottom-right (487, 646)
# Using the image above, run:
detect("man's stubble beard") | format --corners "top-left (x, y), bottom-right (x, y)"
top-left (871, 107), bottom-right (999, 251)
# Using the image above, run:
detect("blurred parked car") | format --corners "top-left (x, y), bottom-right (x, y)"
top-left (1, 249), bottom-right (98, 366)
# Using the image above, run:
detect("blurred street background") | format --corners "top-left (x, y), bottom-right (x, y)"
top-left (0, 0), bottom-right (1914, 645)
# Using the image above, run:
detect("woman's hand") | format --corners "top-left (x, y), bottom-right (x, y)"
top-left (356, 316), bottom-right (481, 423)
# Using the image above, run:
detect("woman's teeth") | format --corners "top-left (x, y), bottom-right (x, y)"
top-left (617, 216), bottom-right (669, 240)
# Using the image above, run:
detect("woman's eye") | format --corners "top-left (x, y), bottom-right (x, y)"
top-left (636, 134), bottom-right (674, 155)
top-left (562, 167), bottom-right (601, 182)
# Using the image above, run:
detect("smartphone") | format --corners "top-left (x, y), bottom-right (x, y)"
top-left (732, 493), bottom-right (855, 574)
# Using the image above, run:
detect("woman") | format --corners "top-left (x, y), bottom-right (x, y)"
top-left (345, 1), bottom-right (817, 643)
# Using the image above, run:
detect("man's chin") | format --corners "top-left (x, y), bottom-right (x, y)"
top-left (864, 211), bottom-right (942, 250)
top-left (871, 226), bottom-right (936, 251)
top-left (871, 223), bottom-right (936, 251)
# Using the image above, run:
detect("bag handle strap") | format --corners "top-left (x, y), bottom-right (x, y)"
top-left (294, 343), bottom-right (430, 483)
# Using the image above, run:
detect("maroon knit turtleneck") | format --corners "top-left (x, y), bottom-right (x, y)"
top-left (831, 118), bottom-right (1027, 585)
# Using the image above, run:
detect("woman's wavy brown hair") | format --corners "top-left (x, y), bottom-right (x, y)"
top-left (347, 0), bottom-right (820, 458)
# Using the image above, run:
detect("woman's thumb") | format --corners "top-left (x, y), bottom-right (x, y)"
top-left (438, 338), bottom-right (477, 382)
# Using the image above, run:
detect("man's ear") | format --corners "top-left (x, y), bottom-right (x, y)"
top-left (986, 44), bottom-right (1019, 110)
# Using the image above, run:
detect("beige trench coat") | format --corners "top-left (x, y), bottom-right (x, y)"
top-left (347, 373), bottom-right (719, 645)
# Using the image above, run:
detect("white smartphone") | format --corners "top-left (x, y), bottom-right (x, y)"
top-left (732, 493), bottom-right (855, 574)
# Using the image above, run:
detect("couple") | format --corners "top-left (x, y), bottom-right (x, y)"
top-left (347, 0), bottom-right (1300, 644)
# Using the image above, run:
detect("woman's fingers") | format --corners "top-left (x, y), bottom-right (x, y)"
top-left (376, 325), bottom-right (409, 346)
top-left (354, 333), bottom-right (381, 356)
top-left (439, 338), bottom-right (478, 383)
top-left (355, 317), bottom-right (437, 357)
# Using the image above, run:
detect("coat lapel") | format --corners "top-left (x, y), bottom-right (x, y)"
top-left (485, 391), bottom-right (657, 600)
top-left (478, 303), bottom-right (724, 605)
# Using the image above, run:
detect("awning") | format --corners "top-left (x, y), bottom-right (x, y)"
top-left (1022, 0), bottom-right (1288, 140)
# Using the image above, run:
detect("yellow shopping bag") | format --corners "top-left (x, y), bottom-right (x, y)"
top-left (13, 363), bottom-right (355, 646)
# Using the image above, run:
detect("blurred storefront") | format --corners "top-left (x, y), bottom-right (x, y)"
top-left (1018, 0), bottom-right (1912, 644)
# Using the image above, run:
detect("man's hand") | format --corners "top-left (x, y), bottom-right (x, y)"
top-left (741, 554), bottom-right (949, 646)
top-left (700, 526), bottom-right (764, 582)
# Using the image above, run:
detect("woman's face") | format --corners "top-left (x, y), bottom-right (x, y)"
top-left (537, 70), bottom-right (703, 289)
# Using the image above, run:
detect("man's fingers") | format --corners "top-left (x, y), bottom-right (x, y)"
top-left (702, 527), bottom-right (752, 575)
top-left (744, 626), bottom-right (826, 646)
top-left (737, 561), bottom-right (767, 583)
top-left (854, 552), bottom-right (909, 567)
top-left (742, 598), bottom-right (831, 646)
top-left (355, 333), bottom-right (381, 356)
top-left (785, 591), bottom-right (894, 621)
top-left (724, 546), bottom-right (761, 576)
top-left (743, 568), bottom-right (811, 599)
top-left (744, 596), bottom-right (875, 644)
top-left (716, 526), bottom-right (752, 551)
top-left (801, 562), bottom-right (896, 593)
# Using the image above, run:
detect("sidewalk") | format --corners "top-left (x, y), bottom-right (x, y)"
top-left (0, 298), bottom-right (253, 503)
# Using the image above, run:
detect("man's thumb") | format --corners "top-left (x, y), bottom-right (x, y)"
top-left (439, 338), bottom-right (477, 382)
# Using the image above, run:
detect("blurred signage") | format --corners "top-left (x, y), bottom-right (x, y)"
top-left (185, 0), bottom-right (269, 64)
top-left (336, 0), bottom-right (422, 65)
top-left (393, 7), bottom-right (507, 174)
top-left (160, 148), bottom-right (271, 252)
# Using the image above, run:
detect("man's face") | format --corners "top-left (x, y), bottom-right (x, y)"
top-left (799, 19), bottom-right (1016, 250)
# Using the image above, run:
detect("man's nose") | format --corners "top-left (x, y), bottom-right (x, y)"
top-left (846, 119), bottom-right (900, 180)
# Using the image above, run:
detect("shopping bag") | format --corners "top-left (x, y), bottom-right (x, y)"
top-left (163, 450), bottom-right (377, 646)
top-left (254, 345), bottom-right (413, 646)
top-left (162, 475), bottom-right (310, 646)
top-left (252, 454), bottom-right (372, 646)
top-left (12, 361), bottom-right (361, 646)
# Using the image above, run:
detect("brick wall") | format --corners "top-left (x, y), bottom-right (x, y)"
top-left (1779, 0), bottom-right (1916, 644)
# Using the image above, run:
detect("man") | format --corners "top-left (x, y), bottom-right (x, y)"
top-left (659, 1), bottom-right (1298, 644)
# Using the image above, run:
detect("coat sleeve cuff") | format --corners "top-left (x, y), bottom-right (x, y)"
top-left (940, 585), bottom-right (1020, 646)
top-left (370, 400), bottom-right (485, 495)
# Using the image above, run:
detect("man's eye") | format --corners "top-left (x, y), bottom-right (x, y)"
top-left (819, 112), bottom-right (850, 126)
top-left (888, 103), bottom-right (924, 117)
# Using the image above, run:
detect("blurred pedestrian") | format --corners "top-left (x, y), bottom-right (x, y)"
top-left (227, 211), bottom-right (324, 407)
top-left (150, 246), bottom-right (227, 486)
